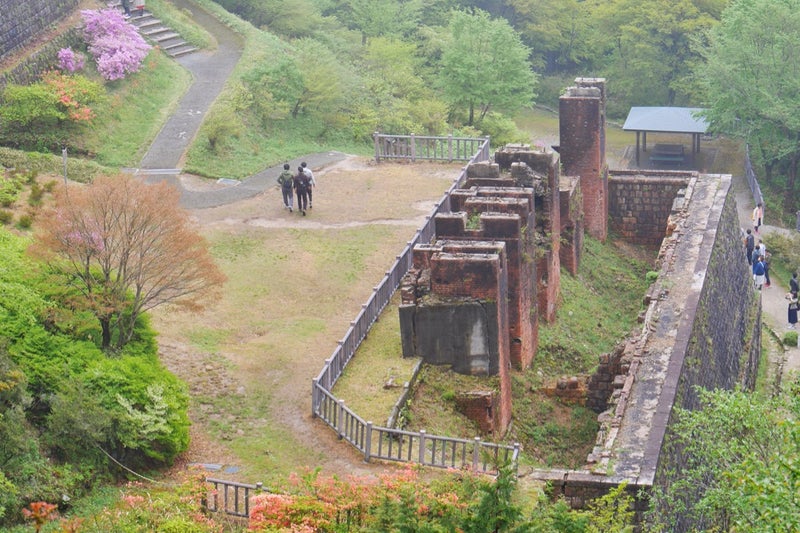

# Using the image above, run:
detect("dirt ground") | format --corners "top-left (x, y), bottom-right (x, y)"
top-left (151, 156), bottom-right (462, 482)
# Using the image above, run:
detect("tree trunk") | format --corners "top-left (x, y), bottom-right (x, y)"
top-left (785, 150), bottom-right (798, 213)
top-left (468, 103), bottom-right (474, 126)
top-left (100, 316), bottom-right (112, 349)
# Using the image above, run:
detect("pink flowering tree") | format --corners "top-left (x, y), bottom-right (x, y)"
top-left (81, 9), bottom-right (151, 81)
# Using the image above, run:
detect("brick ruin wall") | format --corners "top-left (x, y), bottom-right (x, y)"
top-left (0, 0), bottom-right (83, 91)
top-left (400, 240), bottom-right (513, 435)
top-left (608, 170), bottom-right (695, 246)
top-left (535, 177), bottom-right (761, 530)
top-left (493, 149), bottom-right (563, 324)
top-left (559, 80), bottom-right (608, 241)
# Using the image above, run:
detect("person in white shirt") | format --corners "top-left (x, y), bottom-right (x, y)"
top-left (301, 162), bottom-right (316, 209)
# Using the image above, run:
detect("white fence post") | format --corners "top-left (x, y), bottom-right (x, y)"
top-left (374, 132), bottom-right (381, 162)
top-left (418, 429), bottom-right (426, 464)
top-left (410, 133), bottom-right (416, 162)
top-left (472, 437), bottom-right (481, 470)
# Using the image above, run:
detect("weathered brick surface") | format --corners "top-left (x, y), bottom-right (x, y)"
top-left (608, 171), bottom-right (692, 245)
top-left (559, 79), bottom-right (608, 241)
top-left (559, 175), bottom-right (582, 275)
top-left (434, 195), bottom-right (538, 369)
top-left (399, 244), bottom-right (513, 435)
top-left (455, 391), bottom-right (498, 435)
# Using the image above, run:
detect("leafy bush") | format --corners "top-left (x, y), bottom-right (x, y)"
top-left (82, 354), bottom-right (190, 465)
top-left (0, 210), bottom-right (11, 225)
top-left (475, 111), bottom-right (529, 147)
top-left (0, 73), bottom-right (104, 151)
top-left (56, 472), bottom-right (222, 533)
top-left (15, 214), bottom-right (32, 229)
top-left (0, 147), bottom-right (104, 183)
top-left (203, 106), bottom-right (242, 153)
top-left (783, 330), bottom-right (798, 347)
top-left (0, 472), bottom-right (19, 522)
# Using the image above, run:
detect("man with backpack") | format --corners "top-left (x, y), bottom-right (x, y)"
top-left (301, 162), bottom-right (316, 209)
top-left (293, 165), bottom-right (310, 215)
top-left (277, 163), bottom-right (294, 212)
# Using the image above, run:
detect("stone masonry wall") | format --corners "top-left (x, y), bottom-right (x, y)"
top-left (651, 188), bottom-right (761, 532)
top-left (0, 1), bottom-right (84, 92)
top-left (0, 0), bottom-right (80, 61)
top-left (608, 171), bottom-right (692, 245)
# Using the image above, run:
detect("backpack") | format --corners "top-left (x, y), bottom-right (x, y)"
top-left (278, 170), bottom-right (293, 189)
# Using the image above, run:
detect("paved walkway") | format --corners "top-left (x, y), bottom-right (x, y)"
top-left (136, 0), bottom-right (347, 209)
top-left (732, 172), bottom-right (800, 384)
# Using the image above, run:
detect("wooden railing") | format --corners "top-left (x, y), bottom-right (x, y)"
top-left (312, 136), bottom-right (520, 475)
top-left (744, 143), bottom-right (763, 208)
top-left (205, 478), bottom-right (264, 518)
top-left (374, 133), bottom-right (490, 163)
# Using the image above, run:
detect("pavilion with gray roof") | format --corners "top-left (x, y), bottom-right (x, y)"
top-left (623, 107), bottom-right (709, 165)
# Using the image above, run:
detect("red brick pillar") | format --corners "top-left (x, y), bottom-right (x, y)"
top-left (559, 78), bottom-right (608, 242)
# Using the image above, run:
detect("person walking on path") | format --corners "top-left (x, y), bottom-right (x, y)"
top-left (788, 297), bottom-right (799, 329)
top-left (121, 0), bottom-right (132, 18)
top-left (752, 202), bottom-right (764, 233)
top-left (759, 242), bottom-right (772, 287)
top-left (753, 255), bottom-right (767, 290)
top-left (301, 162), bottom-right (316, 209)
top-left (293, 166), bottom-right (310, 215)
top-left (744, 228), bottom-right (755, 265)
top-left (791, 272), bottom-right (799, 299)
top-left (277, 163), bottom-right (294, 212)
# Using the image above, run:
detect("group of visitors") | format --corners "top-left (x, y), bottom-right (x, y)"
top-left (277, 162), bottom-right (316, 216)
top-left (746, 202), bottom-right (771, 290)
top-left (745, 201), bottom-right (800, 329)
top-left (749, 237), bottom-right (771, 289)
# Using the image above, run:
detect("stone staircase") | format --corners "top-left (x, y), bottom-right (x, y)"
top-left (109, 3), bottom-right (198, 58)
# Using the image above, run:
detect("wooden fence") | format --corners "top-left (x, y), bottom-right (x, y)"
top-left (374, 132), bottom-right (491, 163)
top-left (312, 135), bottom-right (519, 474)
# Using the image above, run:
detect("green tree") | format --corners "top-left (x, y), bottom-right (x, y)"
top-left (699, 0), bottom-right (800, 211)
top-left (592, 0), bottom-right (718, 111)
top-left (647, 384), bottom-right (800, 532)
top-left (342, 0), bottom-right (421, 45)
top-left (504, 0), bottom-right (594, 72)
top-left (439, 9), bottom-right (537, 126)
top-left (292, 38), bottom-right (354, 120)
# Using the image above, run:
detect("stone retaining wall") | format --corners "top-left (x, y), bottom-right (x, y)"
top-left (0, 0), bottom-right (79, 61)
top-left (0, 0), bottom-right (83, 92)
